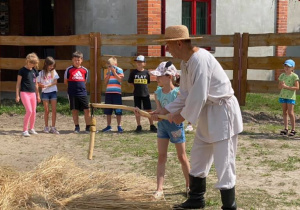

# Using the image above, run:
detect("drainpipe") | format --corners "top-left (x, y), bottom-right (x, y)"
top-left (161, 0), bottom-right (166, 56)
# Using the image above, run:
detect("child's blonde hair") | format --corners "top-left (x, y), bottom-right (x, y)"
top-left (107, 57), bottom-right (117, 66)
top-left (26, 52), bottom-right (39, 69)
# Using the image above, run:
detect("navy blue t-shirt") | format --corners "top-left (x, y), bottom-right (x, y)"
top-left (18, 67), bottom-right (39, 92)
top-left (64, 65), bottom-right (88, 96)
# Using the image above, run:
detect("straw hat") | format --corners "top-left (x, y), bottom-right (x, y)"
top-left (155, 25), bottom-right (203, 42)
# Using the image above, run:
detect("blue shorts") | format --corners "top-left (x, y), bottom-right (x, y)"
top-left (279, 98), bottom-right (296, 105)
top-left (41, 91), bottom-right (57, 101)
top-left (157, 120), bottom-right (185, 144)
top-left (104, 93), bottom-right (122, 115)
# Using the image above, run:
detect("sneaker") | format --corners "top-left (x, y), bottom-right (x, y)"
top-left (22, 131), bottom-right (31, 137)
top-left (43, 127), bottom-right (50, 133)
top-left (185, 125), bottom-right (193, 132)
top-left (153, 191), bottom-right (164, 199)
top-left (74, 126), bottom-right (80, 134)
top-left (102, 125), bottom-right (112, 132)
top-left (28, 129), bottom-right (38, 135)
top-left (50, 127), bottom-right (60, 134)
top-left (135, 125), bottom-right (142, 133)
top-left (117, 126), bottom-right (124, 133)
top-left (150, 124), bottom-right (157, 133)
top-left (85, 125), bottom-right (90, 134)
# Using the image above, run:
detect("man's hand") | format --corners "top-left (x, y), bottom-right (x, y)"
top-left (168, 110), bottom-right (185, 124)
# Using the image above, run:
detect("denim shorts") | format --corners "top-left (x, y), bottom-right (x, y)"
top-left (157, 120), bottom-right (185, 144)
top-left (279, 98), bottom-right (296, 105)
top-left (41, 91), bottom-right (57, 101)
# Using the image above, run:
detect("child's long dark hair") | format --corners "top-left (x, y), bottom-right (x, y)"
top-left (41, 56), bottom-right (56, 79)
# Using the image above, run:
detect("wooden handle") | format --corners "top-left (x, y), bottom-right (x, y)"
top-left (90, 103), bottom-right (168, 120)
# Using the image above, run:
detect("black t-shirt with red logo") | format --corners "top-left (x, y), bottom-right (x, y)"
top-left (18, 67), bottom-right (39, 92)
top-left (64, 65), bottom-right (88, 96)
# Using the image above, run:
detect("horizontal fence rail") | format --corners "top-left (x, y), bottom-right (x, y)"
top-left (101, 34), bottom-right (235, 47)
top-left (0, 34), bottom-right (91, 46)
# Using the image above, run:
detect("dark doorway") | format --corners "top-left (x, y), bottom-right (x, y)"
top-left (24, 0), bottom-right (55, 58)
top-left (1, 0), bottom-right (74, 82)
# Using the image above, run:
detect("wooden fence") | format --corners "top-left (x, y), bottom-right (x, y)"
top-left (1, 32), bottom-right (300, 106)
top-left (240, 33), bottom-right (300, 105)
top-left (0, 33), bottom-right (100, 102)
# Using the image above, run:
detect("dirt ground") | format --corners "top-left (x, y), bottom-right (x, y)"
top-left (0, 112), bottom-right (142, 173)
top-left (1, 112), bottom-right (300, 209)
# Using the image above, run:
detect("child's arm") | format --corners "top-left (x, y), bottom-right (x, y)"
top-left (45, 79), bottom-right (58, 88)
top-left (104, 71), bottom-right (110, 85)
top-left (152, 93), bottom-right (163, 121)
top-left (16, 75), bottom-right (22, 102)
top-left (154, 93), bottom-right (162, 111)
top-left (64, 69), bottom-right (68, 85)
top-left (35, 79), bottom-right (41, 103)
top-left (111, 67), bottom-right (123, 83)
top-left (281, 80), bottom-right (299, 91)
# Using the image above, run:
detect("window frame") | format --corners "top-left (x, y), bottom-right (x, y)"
top-left (182, 0), bottom-right (211, 35)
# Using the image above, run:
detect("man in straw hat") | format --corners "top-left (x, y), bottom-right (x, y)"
top-left (152, 25), bottom-right (243, 209)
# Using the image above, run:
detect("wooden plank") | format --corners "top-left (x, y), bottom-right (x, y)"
top-left (0, 58), bottom-right (90, 70)
top-left (247, 80), bottom-right (279, 94)
top-left (232, 33), bottom-right (241, 101)
top-left (248, 80), bottom-right (300, 94)
top-left (89, 33), bottom-right (96, 103)
top-left (0, 34), bottom-right (90, 46)
top-left (100, 81), bottom-right (158, 94)
top-left (100, 56), bottom-right (234, 70)
top-left (248, 57), bottom-right (300, 70)
top-left (1, 82), bottom-right (91, 92)
top-left (240, 33), bottom-right (249, 106)
top-left (101, 34), bottom-right (234, 47)
top-left (249, 33), bottom-right (300, 47)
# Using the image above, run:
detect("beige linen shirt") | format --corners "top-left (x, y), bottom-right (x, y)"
top-left (165, 49), bottom-right (243, 143)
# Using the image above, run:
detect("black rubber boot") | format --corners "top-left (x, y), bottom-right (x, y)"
top-left (173, 175), bottom-right (206, 209)
top-left (220, 187), bottom-right (237, 210)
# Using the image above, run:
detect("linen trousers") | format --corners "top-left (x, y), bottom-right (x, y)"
top-left (189, 134), bottom-right (238, 189)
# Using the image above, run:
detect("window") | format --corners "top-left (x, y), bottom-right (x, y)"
top-left (182, 0), bottom-right (211, 35)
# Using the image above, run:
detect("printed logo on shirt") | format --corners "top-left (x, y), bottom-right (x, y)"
top-left (32, 72), bottom-right (36, 83)
top-left (72, 71), bottom-right (84, 80)
top-left (134, 78), bottom-right (148, 84)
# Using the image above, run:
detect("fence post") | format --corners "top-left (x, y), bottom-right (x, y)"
top-left (89, 32), bottom-right (96, 103)
top-left (232, 33), bottom-right (241, 102)
top-left (96, 32), bottom-right (102, 103)
top-left (240, 33), bottom-right (249, 106)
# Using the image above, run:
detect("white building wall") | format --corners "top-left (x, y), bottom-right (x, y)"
top-left (74, 0), bottom-right (137, 60)
top-left (214, 0), bottom-right (276, 80)
top-left (165, 0), bottom-right (277, 81)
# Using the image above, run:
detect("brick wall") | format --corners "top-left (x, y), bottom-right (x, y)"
top-left (137, 0), bottom-right (161, 57)
top-left (275, 0), bottom-right (288, 79)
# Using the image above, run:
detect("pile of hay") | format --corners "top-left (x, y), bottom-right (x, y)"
top-left (0, 155), bottom-right (169, 209)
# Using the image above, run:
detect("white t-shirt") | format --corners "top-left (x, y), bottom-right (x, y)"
top-left (37, 70), bottom-right (59, 93)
